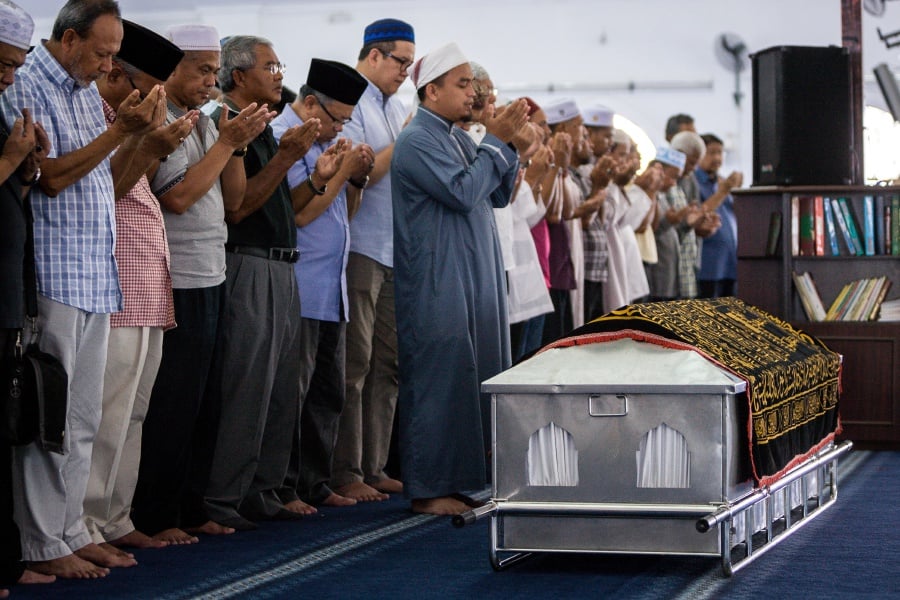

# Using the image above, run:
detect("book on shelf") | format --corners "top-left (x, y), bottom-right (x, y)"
top-left (796, 196), bottom-right (814, 256)
top-left (875, 196), bottom-right (886, 255)
top-left (830, 197), bottom-right (856, 256)
top-left (814, 196), bottom-right (825, 255)
top-left (765, 210), bottom-right (782, 256)
top-left (822, 276), bottom-right (894, 322)
top-left (879, 297), bottom-right (900, 321)
top-left (791, 196), bottom-right (800, 256)
top-left (792, 271), bottom-right (827, 321)
top-left (893, 196), bottom-right (900, 255)
top-left (822, 197), bottom-right (840, 256)
top-left (863, 196), bottom-right (876, 256)
top-left (837, 197), bottom-right (865, 255)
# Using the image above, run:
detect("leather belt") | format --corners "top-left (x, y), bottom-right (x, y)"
top-left (226, 245), bottom-right (300, 263)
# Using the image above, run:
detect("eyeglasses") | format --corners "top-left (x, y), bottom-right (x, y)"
top-left (378, 50), bottom-right (414, 71)
top-left (315, 96), bottom-right (352, 126)
top-left (259, 62), bottom-right (287, 75)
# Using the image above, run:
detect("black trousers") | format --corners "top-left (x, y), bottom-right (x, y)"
top-left (132, 285), bottom-right (224, 534)
top-left (1, 329), bottom-right (24, 585)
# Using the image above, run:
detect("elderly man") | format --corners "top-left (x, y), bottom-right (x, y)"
top-left (131, 24), bottom-right (269, 544)
top-left (0, 1), bottom-right (54, 593)
top-left (84, 20), bottom-right (195, 554)
top-left (392, 42), bottom-right (529, 515)
top-left (0, 0), bottom-right (170, 578)
top-left (271, 58), bottom-right (372, 512)
top-left (202, 35), bottom-right (324, 530)
top-left (331, 18), bottom-right (415, 503)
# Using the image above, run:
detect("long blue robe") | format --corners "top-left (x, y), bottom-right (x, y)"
top-left (392, 107), bottom-right (518, 499)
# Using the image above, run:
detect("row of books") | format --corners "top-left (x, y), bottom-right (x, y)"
top-left (792, 272), bottom-right (895, 321)
top-left (787, 195), bottom-right (900, 257)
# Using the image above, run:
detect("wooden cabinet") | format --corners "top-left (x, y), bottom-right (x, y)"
top-left (733, 186), bottom-right (900, 443)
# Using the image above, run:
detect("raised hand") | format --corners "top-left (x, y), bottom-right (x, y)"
top-left (115, 85), bottom-right (166, 136)
top-left (218, 103), bottom-right (277, 150)
top-left (721, 170), bottom-right (743, 192)
top-left (314, 138), bottom-right (350, 181)
top-left (510, 117), bottom-right (537, 154)
top-left (485, 98), bottom-right (530, 144)
top-left (528, 143), bottom-right (553, 180)
top-left (3, 107), bottom-right (36, 166)
top-left (277, 118), bottom-right (321, 162)
top-left (339, 142), bottom-right (376, 180)
top-left (142, 111), bottom-right (199, 160)
top-left (549, 131), bottom-right (573, 171)
top-left (589, 154), bottom-right (617, 192)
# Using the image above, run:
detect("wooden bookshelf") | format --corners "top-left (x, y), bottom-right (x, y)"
top-left (733, 186), bottom-right (900, 443)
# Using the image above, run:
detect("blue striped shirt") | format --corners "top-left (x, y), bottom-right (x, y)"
top-left (0, 43), bottom-right (121, 313)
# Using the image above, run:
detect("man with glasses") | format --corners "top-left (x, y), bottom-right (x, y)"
top-left (202, 36), bottom-right (326, 529)
top-left (331, 18), bottom-right (415, 504)
top-left (271, 58), bottom-right (373, 513)
top-left (85, 19), bottom-right (195, 555)
top-left (132, 24), bottom-right (269, 544)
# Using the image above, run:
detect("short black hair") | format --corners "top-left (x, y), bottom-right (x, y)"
top-left (358, 40), bottom-right (395, 62)
top-left (700, 133), bottom-right (724, 147)
top-left (51, 0), bottom-right (121, 42)
top-left (664, 113), bottom-right (693, 141)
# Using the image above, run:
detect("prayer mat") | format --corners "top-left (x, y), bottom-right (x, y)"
top-left (541, 297), bottom-right (841, 486)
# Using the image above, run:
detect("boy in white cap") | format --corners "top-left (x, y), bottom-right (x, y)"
top-left (392, 42), bottom-right (530, 515)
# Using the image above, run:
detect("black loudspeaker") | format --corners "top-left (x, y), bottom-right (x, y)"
top-left (752, 45), bottom-right (852, 186)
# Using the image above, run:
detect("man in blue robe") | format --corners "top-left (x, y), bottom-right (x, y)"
top-left (391, 43), bottom-right (529, 515)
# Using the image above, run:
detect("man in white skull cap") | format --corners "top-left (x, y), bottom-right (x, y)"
top-left (391, 42), bottom-right (530, 515)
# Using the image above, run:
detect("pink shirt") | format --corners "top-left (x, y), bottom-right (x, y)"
top-left (104, 100), bottom-right (175, 330)
top-left (530, 220), bottom-right (551, 289)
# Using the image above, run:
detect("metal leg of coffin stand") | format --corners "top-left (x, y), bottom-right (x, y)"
top-left (699, 440), bottom-right (853, 576)
top-left (489, 513), bottom-right (533, 571)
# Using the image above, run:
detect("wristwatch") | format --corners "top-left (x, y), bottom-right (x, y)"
top-left (349, 175), bottom-right (369, 189)
top-left (19, 167), bottom-right (40, 186)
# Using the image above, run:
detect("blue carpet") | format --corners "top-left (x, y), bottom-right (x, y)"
top-left (8, 451), bottom-right (898, 599)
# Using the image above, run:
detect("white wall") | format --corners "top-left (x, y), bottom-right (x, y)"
top-left (31, 0), bottom-right (853, 177)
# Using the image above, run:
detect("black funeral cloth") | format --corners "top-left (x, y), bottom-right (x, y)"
top-left (543, 297), bottom-right (841, 485)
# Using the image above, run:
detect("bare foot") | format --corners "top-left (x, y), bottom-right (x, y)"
top-left (283, 499), bottom-right (317, 515)
top-left (28, 554), bottom-right (110, 579)
top-left (75, 543), bottom-right (137, 568)
top-left (18, 569), bottom-right (55, 584)
top-left (109, 529), bottom-right (169, 549)
top-left (152, 528), bottom-right (199, 545)
top-left (184, 520), bottom-right (236, 535)
top-left (411, 496), bottom-right (470, 515)
top-left (335, 481), bottom-right (388, 502)
top-left (321, 493), bottom-right (357, 507)
top-left (99, 543), bottom-right (135, 560)
top-left (372, 477), bottom-right (403, 494)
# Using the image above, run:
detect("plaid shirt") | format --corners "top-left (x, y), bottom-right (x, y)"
top-left (666, 184), bottom-right (698, 299)
top-left (573, 165), bottom-right (608, 283)
top-left (103, 100), bottom-right (175, 330)
top-left (0, 43), bottom-right (121, 313)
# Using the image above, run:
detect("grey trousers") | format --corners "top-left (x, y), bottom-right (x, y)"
top-left (202, 254), bottom-right (301, 522)
top-left (331, 252), bottom-right (399, 488)
top-left (12, 296), bottom-right (110, 561)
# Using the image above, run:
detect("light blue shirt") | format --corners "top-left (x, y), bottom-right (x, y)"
top-left (271, 108), bottom-right (349, 322)
top-left (342, 78), bottom-right (408, 268)
top-left (0, 43), bottom-right (121, 313)
top-left (695, 167), bottom-right (738, 281)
